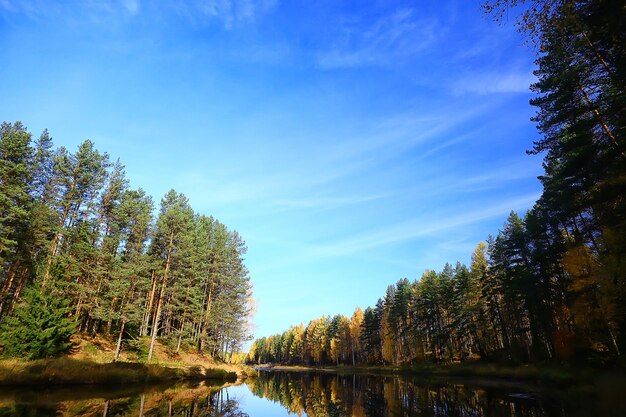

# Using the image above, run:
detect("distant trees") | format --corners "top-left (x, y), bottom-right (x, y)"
top-left (248, 210), bottom-right (619, 366)
top-left (0, 122), bottom-right (253, 360)
top-left (248, 0), bottom-right (624, 367)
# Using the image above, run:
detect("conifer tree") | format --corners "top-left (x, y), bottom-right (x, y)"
top-left (0, 282), bottom-right (76, 359)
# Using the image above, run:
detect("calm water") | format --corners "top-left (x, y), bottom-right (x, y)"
top-left (0, 370), bottom-right (623, 416)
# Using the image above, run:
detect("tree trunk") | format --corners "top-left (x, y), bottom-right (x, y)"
top-left (141, 270), bottom-right (157, 337)
top-left (609, 327), bottom-right (621, 356)
top-left (147, 276), bottom-right (166, 362)
top-left (105, 297), bottom-right (118, 335)
top-left (176, 318), bottom-right (186, 354)
top-left (102, 400), bottom-right (110, 417)
top-left (0, 261), bottom-right (18, 295)
top-left (13, 268), bottom-right (27, 299)
top-left (577, 83), bottom-right (625, 159)
top-left (199, 280), bottom-right (215, 352)
top-left (352, 343), bottom-right (355, 366)
top-left (0, 268), bottom-right (28, 317)
top-left (148, 231), bottom-right (174, 362)
top-left (44, 182), bottom-right (76, 284)
top-left (114, 318), bottom-right (126, 361)
top-left (139, 394), bottom-right (145, 417)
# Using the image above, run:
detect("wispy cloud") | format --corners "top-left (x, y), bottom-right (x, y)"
top-left (255, 193), bottom-right (540, 273)
top-left (187, 0), bottom-right (278, 29)
top-left (324, 99), bottom-right (500, 168)
top-left (307, 193), bottom-right (540, 257)
top-left (175, 153), bottom-right (374, 209)
top-left (453, 69), bottom-right (536, 95)
top-left (0, 0), bottom-right (14, 11)
top-left (269, 193), bottom-right (388, 211)
top-left (386, 158), bottom-right (542, 202)
top-left (0, 0), bottom-right (46, 19)
top-left (317, 8), bottom-right (439, 69)
top-left (0, 0), bottom-right (141, 21)
top-left (121, 0), bottom-right (140, 15)
top-left (453, 161), bottom-right (540, 188)
top-left (1, 0), bottom-right (276, 26)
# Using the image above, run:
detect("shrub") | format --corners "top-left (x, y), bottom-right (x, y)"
top-left (0, 283), bottom-right (76, 359)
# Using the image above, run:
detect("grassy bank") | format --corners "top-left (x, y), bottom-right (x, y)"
top-left (0, 357), bottom-right (239, 386)
top-left (256, 362), bottom-right (617, 386)
top-left (0, 334), bottom-right (258, 386)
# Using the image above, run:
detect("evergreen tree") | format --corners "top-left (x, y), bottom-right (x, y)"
top-left (147, 190), bottom-right (194, 361)
top-left (0, 282), bottom-right (76, 359)
top-left (0, 122), bottom-right (254, 362)
top-left (485, 0), bottom-right (626, 356)
top-left (0, 122), bottom-right (33, 272)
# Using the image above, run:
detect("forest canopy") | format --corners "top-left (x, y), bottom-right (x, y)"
top-left (0, 122), bottom-right (253, 360)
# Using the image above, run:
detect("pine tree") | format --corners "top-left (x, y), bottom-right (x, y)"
top-left (485, 0), bottom-right (626, 357)
top-left (147, 190), bottom-right (194, 361)
top-left (0, 282), bottom-right (76, 359)
top-left (0, 122), bottom-right (34, 318)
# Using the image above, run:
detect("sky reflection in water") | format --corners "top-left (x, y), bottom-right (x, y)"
top-left (0, 371), bottom-right (621, 417)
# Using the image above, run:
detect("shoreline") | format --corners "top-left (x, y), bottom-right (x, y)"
top-left (0, 357), bottom-right (246, 387)
top-left (252, 362), bottom-right (624, 386)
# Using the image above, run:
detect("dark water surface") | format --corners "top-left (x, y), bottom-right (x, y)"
top-left (0, 370), bottom-right (623, 416)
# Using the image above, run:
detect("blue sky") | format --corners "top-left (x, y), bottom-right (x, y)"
top-left (0, 0), bottom-right (542, 341)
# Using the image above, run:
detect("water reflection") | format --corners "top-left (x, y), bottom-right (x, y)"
top-left (246, 371), bottom-right (562, 417)
top-left (0, 371), bottom-right (622, 417)
top-left (0, 381), bottom-right (248, 417)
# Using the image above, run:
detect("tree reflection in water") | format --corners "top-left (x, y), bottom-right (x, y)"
top-left (103, 387), bottom-right (250, 417)
top-left (0, 381), bottom-right (249, 417)
top-left (245, 371), bottom-right (560, 417)
top-left (1, 372), bottom-right (621, 417)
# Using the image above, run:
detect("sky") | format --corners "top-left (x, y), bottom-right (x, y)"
top-left (0, 0), bottom-right (543, 342)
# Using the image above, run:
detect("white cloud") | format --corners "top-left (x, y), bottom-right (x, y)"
top-left (453, 70), bottom-right (536, 95)
top-left (306, 193), bottom-right (540, 257)
top-left (0, 0), bottom-right (14, 11)
top-left (254, 192), bottom-right (540, 274)
top-left (0, 0), bottom-right (140, 20)
top-left (320, 99), bottom-right (499, 171)
top-left (269, 193), bottom-right (388, 211)
top-left (193, 0), bottom-right (278, 29)
top-left (121, 0), bottom-right (140, 15)
top-left (317, 8), bottom-right (439, 69)
top-left (0, 0), bottom-right (44, 18)
top-left (1, 0), bottom-right (277, 26)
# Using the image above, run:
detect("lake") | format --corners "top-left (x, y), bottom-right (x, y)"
top-left (0, 370), bottom-right (623, 416)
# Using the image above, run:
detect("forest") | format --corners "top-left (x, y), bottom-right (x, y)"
top-left (247, 0), bottom-right (626, 367)
top-left (0, 124), bottom-right (252, 361)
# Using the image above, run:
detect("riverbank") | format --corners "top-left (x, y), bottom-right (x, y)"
top-left (0, 333), bottom-right (257, 386)
top-left (0, 378), bottom-right (245, 416)
top-left (255, 362), bottom-right (624, 386)
top-left (0, 357), bottom-right (242, 386)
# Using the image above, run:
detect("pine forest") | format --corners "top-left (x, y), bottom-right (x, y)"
top-left (0, 123), bottom-right (252, 361)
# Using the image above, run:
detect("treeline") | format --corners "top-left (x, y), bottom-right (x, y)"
top-left (0, 122), bottom-right (252, 360)
top-left (248, 212), bottom-right (617, 365)
top-left (248, 0), bottom-right (625, 366)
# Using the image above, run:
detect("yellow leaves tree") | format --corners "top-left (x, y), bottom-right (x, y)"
top-left (305, 316), bottom-right (329, 364)
top-left (349, 307), bottom-right (364, 365)
top-left (563, 243), bottom-right (621, 355)
top-left (381, 311), bottom-right (395, 365)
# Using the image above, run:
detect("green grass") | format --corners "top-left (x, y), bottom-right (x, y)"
top-left (0, 358), bottom-right (238, 386)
